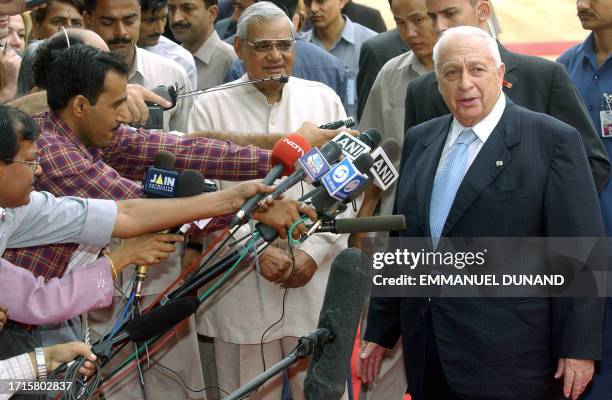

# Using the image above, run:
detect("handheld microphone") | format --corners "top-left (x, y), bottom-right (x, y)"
top-left (331, 128), bottom-right (382, 160)
top-left (303, 248), bottom-right (371, 400)
top-left (229, 134), bottom-right (311, 228)
top-left (369, 139), bottom-right (401, 190)
top-left (319, 117), bottom-right (356, 130)
top-left (315, 215), bottom-right (406, 234)
top-left (263, 141), bottom-right (342, 202)
top-left (320, 152), bottom-right (374, 202)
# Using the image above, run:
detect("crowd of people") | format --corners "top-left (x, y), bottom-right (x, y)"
top-left (0, 0), bottom-right (611, 399)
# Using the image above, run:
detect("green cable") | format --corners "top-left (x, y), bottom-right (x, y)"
top-left (288, 216), bottom-right (310, 245)
top-left (104, 234), bottom-right (259, 380)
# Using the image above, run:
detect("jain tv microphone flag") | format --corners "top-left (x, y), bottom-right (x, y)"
top-left (303, 248), bottom-right (372, 400)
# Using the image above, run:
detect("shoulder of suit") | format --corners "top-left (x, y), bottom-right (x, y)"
top-left (503, 49), bottom-right (562, 71)
top-left (507, 103), bottom-right (579, 140)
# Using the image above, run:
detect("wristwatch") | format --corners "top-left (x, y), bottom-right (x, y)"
top-left (34, 347), bottom-right (47, 380)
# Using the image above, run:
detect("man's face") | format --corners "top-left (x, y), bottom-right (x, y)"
top-left (85, 0), bottom-right (141, 65)
top-left (33, 0), bottom-right (85, 40)
top-left (168, 0), bottom-right (216, 47)
top-left (425, 0), bottom-right (484, 35)
top-left (139, 6), bottom-right (168, 47)
top-left (232, 0), bottom-right (257, 20)
top-left (436, 35), bottom-right (504, 127)
top-left (577, 0), bottom-right (612, 31)
top-left (78, 70), bottom-right (130, 148)
top-left (306, 0), bottom-right (346, 31)
top-left (0, 139), bottom-right (41, 208)
top-left (392, 0), bottom-right (436, 59)
top-left (235, 17), bottom-right (295, 92)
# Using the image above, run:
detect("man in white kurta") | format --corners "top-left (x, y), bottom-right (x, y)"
top-left (188, 3), bottom-right (350, 399)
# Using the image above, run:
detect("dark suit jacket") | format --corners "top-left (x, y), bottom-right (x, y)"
top-left (404, 45), bottom-right (610, 192)
top-left (366, 100), bottom-right (605, 399)
top-left (342, 0), bottom-right (387, 33)
top-left (356, 29), bottom-right (408, 121)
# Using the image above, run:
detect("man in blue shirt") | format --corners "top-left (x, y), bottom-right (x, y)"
top-left (302, 0), bottom-right (375, 118)
top-left (558, 1), bottom-right (612, 398)
top-left (223, 0), bottom-right (348, 111)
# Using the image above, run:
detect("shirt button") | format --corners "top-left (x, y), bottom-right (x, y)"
top-left (588, 105), bottom-right (594, 110)
top-left (595, 75), bottom-right (599, 80)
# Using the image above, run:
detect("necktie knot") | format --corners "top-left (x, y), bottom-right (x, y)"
top-left (456, 128), bottom-right (478, 146)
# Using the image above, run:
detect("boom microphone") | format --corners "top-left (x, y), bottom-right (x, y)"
top-left (319, 117), bottom-right (356, 130)
top-left (229, 134), bottom-right (311, 228)
top-left (303, 248), bottom-right (371, 400)
top-left (316, 215), bottom-right (406, 234)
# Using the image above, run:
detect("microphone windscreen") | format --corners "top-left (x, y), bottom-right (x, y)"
top-left (359, 129), bottom-right (382, 148)
top-left (334, 215), bottom-right (406, 234)
top-left (304, 248), bottom-right (371, 400)
top-left (353, 153), bottom-right (375, 173)
top-left (153, 150), bottom-right (176, 171)
top-left (272, 134), bottom-right (312, 175)
top-left (380, 139), bottom-right (402, 168)
top-left (176, 169), bottom-right (205, 197)
top-left (124, 297), bottom-right (200, 342)
top-left (320, 141), bottom-right (343, 163)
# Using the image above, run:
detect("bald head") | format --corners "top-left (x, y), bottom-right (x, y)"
top-left (51, 28), bottom-right (110, 51)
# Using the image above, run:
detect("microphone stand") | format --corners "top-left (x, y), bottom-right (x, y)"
top-left (176, 76), bottom-right (289, 100)
top-left (224, 329), bottom-right (334, 400)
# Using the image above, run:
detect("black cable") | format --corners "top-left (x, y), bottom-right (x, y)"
top-left (150, 358), bottom-right (230, 396)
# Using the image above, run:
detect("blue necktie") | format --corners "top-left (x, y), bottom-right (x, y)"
top-left (429, 128), bottom-right (478, 248)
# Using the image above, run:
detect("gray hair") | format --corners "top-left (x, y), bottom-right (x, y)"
top-left (236, 1), bottom-right (296, 41)
top-left (433, 26), bottom-right (502, 75)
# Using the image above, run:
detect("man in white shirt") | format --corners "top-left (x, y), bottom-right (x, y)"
top-left (168, 0), bottom-right (237, 89)
top-left (188, 3), bottom-right (350, 399)
top-left (138, 0), bottom-right (198, 89)
top-left (84, 0), bottom-right (194, 132)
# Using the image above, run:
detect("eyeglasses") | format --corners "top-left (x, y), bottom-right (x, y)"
top-left (4, 156), bottom-right (40, 172)
top-left (246, 38), bottom-right (295, 53)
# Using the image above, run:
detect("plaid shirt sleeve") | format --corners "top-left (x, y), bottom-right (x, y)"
top-left (103, 127), bottom-right (273, 182)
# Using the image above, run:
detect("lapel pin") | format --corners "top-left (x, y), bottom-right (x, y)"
top-left (502, 80), bottom-right (513, 89)
top-left (496, 161), bottom-right (504, 167)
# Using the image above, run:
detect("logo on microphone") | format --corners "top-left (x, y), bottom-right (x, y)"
top-left (298, 148), bottom-right (331, 182)
top-left (369, 147), bottom-right (399, 190)
top-left (283, 138), bottom-right (306, 156)
top-left (322, 158), bottom-right (368, 201)
top-left (332, 132), bottom-right (371, 160)
top-left (143, 168), bottom-right (179, 198)
top-left (332, 165), bottom-right (350, 183)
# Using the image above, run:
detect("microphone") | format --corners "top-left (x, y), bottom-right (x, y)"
top-left (90, 297), bottom-right (200, 359)
top-left (331, 128), bottom-right (382, 160)
top-left (315, 215), bottom-right (406, 234)
top-left (303, 248), bottom-right (371, 400)
top-left (263, 141), bottom-right (342, 201)
top-left (319, 152), bottom-right (374, 203)
top-left (369, 139), bottom-right (401, 190)
top-left (319, 117), bottom-right (356, 130)
top-left (229, 134), bottom-right (311, 228)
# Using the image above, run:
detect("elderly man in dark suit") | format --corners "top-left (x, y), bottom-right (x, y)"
top-left (402, 0), bottom-right (610, 192)
top-left (358, 25), bottom-right (606, 400)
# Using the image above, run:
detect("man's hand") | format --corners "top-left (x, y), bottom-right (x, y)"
top-left (281, 249), bottom-right (317, 288)
top-left (258, 247), bottom-right (293, 283)
top-left (124, 84), bottom-right (172, 126)
top-left (252, 199), bottom-right (317, 239)
top-left (554, 358), bottom-right (594, 399)
top-left (0, 48), bottom-right (21, 104)
top-left (0, 305), bottom-right (7, 331)
top-left (42, 342), bottom-right (97, 377)
top-left (108, 233), bottom-right (184, 273)
top-left (296, 122), bottom-right (349, 148)
top-left (356, 341), bottom-right (388, 384)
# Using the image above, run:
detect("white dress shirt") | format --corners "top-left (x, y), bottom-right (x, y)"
top-left (144, 35), bottom-right (198, 90)
top-left (192, 31), bottom-right (237, 90)
top-left (128, 47), bottom-right (194, 132)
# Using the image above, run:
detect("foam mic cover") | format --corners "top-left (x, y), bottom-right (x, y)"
top-left (154, 150), bottom-right (176, 171)
top-left (124, 297), bottom-right (200, 342)
top-left (303, 248), bottom-right (371, 400)
top-left (359, 128), bottom-right (382, 149)
top-left (320, 215), bottom-right (406, 234)
top-left (176, 169), bottom-right (205, 197)
top-left (272, 133), bottom-right (312, 175)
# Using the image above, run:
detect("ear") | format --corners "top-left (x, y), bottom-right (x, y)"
top-left (83, 11), bottom-right (92, 28)
top-left (497, 63), bottom-right (506, 84)
top-left (233, 36), bottom-right (244, 61)
top-left (475, 0), bottom-right (491, 22)
top-left (71, 95), bottom-right (89, 118)
top-left (208, 5), bottom-right (218, 23)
